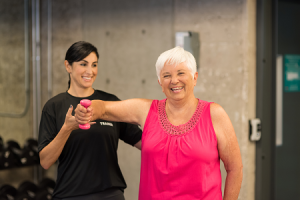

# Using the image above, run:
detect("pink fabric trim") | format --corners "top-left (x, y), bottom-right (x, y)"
top-left (158, 98), bottom-right (205, 136)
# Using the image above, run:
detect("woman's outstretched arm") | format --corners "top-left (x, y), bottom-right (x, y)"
top-left (210, 103), bottom-right (243, 200)
top-left (75, 98), bottom-right (152, 129)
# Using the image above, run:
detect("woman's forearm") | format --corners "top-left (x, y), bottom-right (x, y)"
top-left (223, 167), bottom-right (243, 200)
top-left (39, 124), bottom-right (72, 169)
top-left (78, 99), bottom-right (151, 126)
top-left (90, 100), bottom-right (106, 121)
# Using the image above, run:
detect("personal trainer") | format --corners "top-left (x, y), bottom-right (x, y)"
top-left (38, 41), bottom-right (142, 200)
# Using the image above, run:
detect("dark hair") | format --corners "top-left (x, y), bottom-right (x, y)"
top-left (65, 41), bottom-right (99, 89)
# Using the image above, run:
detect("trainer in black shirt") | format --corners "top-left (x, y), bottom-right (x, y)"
top-left (38, 41), bottom-right (142, 200)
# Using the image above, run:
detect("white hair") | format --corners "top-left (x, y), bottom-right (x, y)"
top-left (155, 46), bottom-right (197, 82)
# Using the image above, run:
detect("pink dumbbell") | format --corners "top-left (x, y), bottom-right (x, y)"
top-left (79, 99), bottom-right (92, 130)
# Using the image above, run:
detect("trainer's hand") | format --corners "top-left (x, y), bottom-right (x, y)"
top-left (64, 105), bottom-right (80, 131)
top-left (75, 103), bottom-right (93, 124)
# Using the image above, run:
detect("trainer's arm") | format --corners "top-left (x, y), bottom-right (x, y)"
top-left (75, 98), bottom-right (152, 129)
top-left (210, 103), bottom-right (243, 200)
top-left (39, 106), bottom-right (94, 170)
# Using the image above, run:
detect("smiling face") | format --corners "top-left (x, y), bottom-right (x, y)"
top-left (159, 62), bottom-right (198, 101)
top-left (65, 52), bottom-right (98, 91)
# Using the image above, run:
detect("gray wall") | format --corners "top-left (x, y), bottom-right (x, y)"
top-left (0, 0), bottom-right (256, 199)
top-left (0, 0), bottom-right (34, 186)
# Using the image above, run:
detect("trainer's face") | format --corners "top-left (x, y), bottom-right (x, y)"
top-left (66, 52), bottom-right (98, 90)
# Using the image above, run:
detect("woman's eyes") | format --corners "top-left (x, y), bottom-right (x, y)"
top-left (163, 73), bottom-right (184, 78)
top-left (80, 63), bottom-right (97, 67)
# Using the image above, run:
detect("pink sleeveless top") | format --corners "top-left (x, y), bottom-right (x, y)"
top-left (139, 99), bottom-right (222, 200)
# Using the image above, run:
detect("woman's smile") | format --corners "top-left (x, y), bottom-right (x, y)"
top-left (170, 86), bottom-right (184, 93)
top-left (82, 76), bottom-right (93, 81)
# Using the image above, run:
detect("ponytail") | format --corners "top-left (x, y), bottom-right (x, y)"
top-left (65, 41), bottom-right (99, 89)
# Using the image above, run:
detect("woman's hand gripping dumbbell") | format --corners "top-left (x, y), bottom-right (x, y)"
top-left (74, 99), bottom-right (96, 130)
top-left (79, 99), bottom-right (92, 130)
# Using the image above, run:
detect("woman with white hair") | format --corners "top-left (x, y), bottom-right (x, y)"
top-left (75, 46), bottom-right (243, 200)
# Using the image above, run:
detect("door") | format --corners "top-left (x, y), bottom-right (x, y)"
top-left (275, 1), bottom-right (300, 199)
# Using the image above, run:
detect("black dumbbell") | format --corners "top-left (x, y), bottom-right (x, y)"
top-left (0, 195), bottom-right (7, 200)
top-left (15, 192), bottom-right (34, 200)
top-left (0, 136), bottom-right (3, 152)
top-left (0, 184), bottom-right (33, 200)
top-left (6, 140), bottom-right (23, 167)
top-left (0, 184), bottom-right (18, 199)
top-left (34, 190), bottom-right (52, 200)
top-left (19, 138), bottom-right (39, 166)
top-left (0, 138), bottom-right (40, 168)
top-left (0, 136), bottom-right (4, 170)
top-left (0, 140), bottom-right (22, 169)
top-left (18, 181), bottom-right (39, 199)
top-left (34, 178), bottom-right (55, 200)
top-left (38, 178), bottom-right (55, 194)
top-left (18, 181), bottom-right (52, 200)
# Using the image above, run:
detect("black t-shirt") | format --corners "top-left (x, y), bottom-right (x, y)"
top-left (38, 90), bottom-right (142, 198)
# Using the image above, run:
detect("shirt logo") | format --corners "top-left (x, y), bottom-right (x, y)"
top-left (100, 122), bottom-right (113, 127)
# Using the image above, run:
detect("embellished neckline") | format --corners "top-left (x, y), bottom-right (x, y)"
top-left (158, 99), bottom-right (205, 136)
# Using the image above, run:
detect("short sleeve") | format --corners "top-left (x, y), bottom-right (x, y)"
top-left (38, 111), bottom-right (58, 153)
top-left (119, 122), bottom-right (142, 146)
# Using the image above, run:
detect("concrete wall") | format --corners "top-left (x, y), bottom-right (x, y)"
top-left (0, 0), bottom-right (34, 186)
top-left (0, 0), bottom-right (256, 199)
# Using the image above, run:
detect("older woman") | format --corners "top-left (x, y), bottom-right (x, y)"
top-left (75, 46), bottom-right (243, 200)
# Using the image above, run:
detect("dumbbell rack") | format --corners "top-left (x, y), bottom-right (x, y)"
top-left (0, 136), bottom-right (56, 199)
top-left (0, 137), bottom-right (40, 170)
top-left (0, 178), bottom-right (56, 200)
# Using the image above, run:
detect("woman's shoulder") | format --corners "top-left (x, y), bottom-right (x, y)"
top-left (42, 92), bottom-right (69, 113)
top-left (45, 92), bottom-right (68, 104)
top-left (209, 103), bottom-right (230, 125)
top-left (196, 99), bottom-right (225, 120)
top-left (93, 89), bottom-right (120, 101)
top-left (198, 98), bottom-right (212, 105)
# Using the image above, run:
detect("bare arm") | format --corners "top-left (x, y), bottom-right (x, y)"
top-left (134, 140), bottom-right (142, 150)
top-left (210, 103), bottom-right (243, 200)
top-left (75, 98), bottom-right (152, 129)
top-left (39, 106), bottom-right (94, 169)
